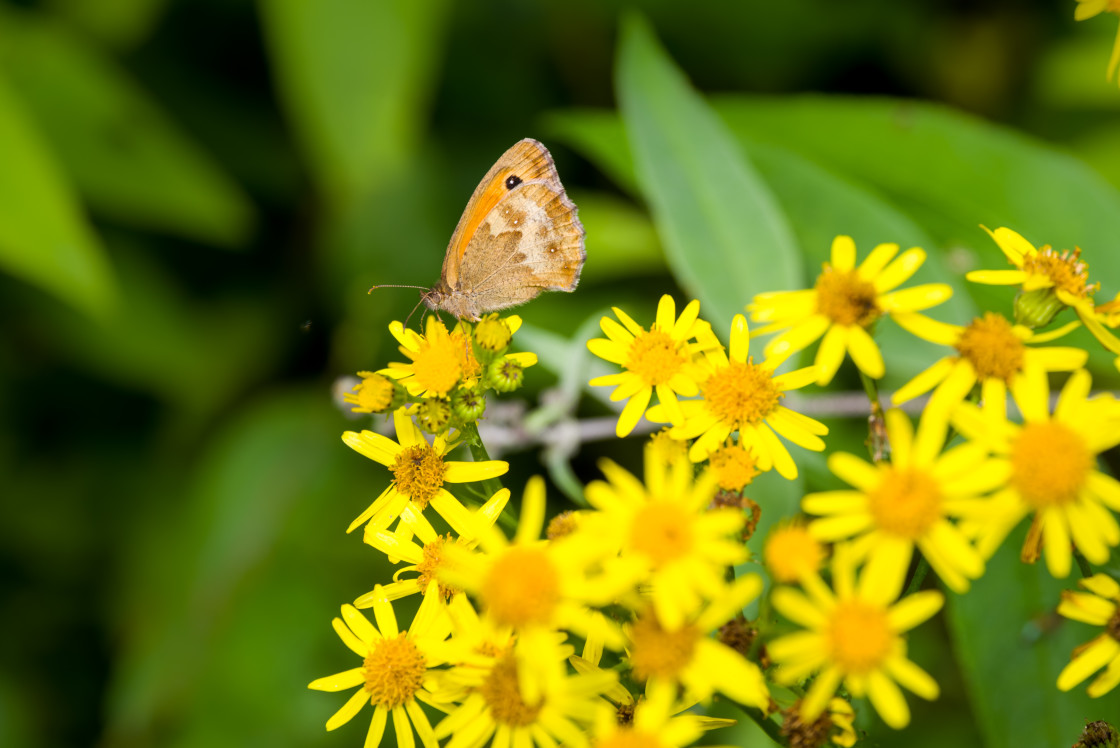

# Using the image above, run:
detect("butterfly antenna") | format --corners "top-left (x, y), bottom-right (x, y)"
top-left (368, 283), bottom-right (427, 294)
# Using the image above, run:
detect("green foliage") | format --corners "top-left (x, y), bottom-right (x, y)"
top-left (2, 2), bottom-right (1119, 747)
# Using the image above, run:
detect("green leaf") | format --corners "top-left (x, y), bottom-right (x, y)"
top-left (714, 95), bottom-right (1120, 297)
top-left (569, 190), bottom-right (665, 283)
top-left (0, 11), bottom-right (254, 247)
top-left (544, 109), bottom-right (641, 198)
top-left (945, 521), bottom-right (1120, 748)
top-left (260, 0), bottom-right (451, 207)
top-left (46, 0), bottom-right (168, 49)
top-left (615, 14), bottom-right (800, 331)
top-left (0, 73), bottom-right (114, 319)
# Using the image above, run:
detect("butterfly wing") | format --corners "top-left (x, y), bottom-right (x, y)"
top-left (439, 139), bottom-right (585, 317)
top-left (439, 138), bottom-right (586, 295)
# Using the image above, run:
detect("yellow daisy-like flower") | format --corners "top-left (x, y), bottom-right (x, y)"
top-left (438, 476), bottom-right (628, 683)
top-left (587, 295), bottom-right (710, 437)
top-left (359, 487), bottom-right (510, 605)
top-left (582, 442), bottom-right (748, 631)
top-left (802, 408), bottom-right (1004, 594)
top-left (768, 546), bottom-right (943, 729)
top-left (344, 371), bottom-right (395, 414)
top-left (1056, 573), bottom-right (1120, 698)
top-left (952, 368), bottom-right (1120, 578)
top-left (585, 678), bottom-right (733, 748)
top-left (967, 226), bottom-right (1120, 354)
top-left (1075, 0), bottom-right (1120, 84)
top-left (649, 314), bottom-right (828, 479)
top-left (432, 638), bottom-right (616, 748)
top-left (342, 407), bottom-right (508, 536)
top-left (764, 519), bottom-right (826, 584)
top-left (891, 310), bottom-right (1087, 426)
top-left (383, 315), bottom-right (537, 399)
top-left (308, 584), bottom-right (450, 747)
top-left (624, 574), bottom-right (770, 709)
top-left (750, 236), bottom-right (952, 384)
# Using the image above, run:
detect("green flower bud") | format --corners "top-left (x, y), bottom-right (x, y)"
top-left (488, 359), bottom-right (523, 393)
top-left (1014, 287), bottom-right (1065, 329)
top-left (474, 313), bottom-right (512, 354)
top-left (415, 398), bottom-right (451, 435)
top-left (451, 388), bottom-right (486, 422)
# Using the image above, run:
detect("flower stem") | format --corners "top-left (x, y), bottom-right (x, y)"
top-left (858, 369), bottom-right (888, 463)
top-left (461, 421), bottom-right (506, 500)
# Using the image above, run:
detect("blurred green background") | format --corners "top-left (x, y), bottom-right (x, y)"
top-left (3, 1), bottom-right (1120, 747)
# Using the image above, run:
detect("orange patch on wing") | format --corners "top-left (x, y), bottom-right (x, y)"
top-left (450, 169), bottom-right (513, 266)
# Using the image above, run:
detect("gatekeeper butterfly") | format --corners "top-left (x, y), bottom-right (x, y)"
top-left (376, 139), bottom-right (586, 321)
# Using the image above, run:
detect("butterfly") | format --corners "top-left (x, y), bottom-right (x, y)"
top-left (400, 139), bottom-right (586, 322)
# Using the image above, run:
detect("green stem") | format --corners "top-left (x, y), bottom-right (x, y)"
top-left (733, 703), bottom-right (786, 745)
top-left (460, 422), bottom-right (506, 502)
top-left (858, 369), bottom-right (888, 463)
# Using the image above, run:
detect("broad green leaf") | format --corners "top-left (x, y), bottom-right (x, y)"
top-left (714, 95), bottom-right (1120, 298)
top-left (545, 109), bottom-right (640, 197)
top-left (260, 0), bottom-right (450, 207)
top-left (569, 190), bottom-right (665, 283)
top-left (0, 11), bottom-right (254, 247)
top-left (615, 14), bottom-right (800, 331)
top-left (0, 74), bottom-right (114, 319)
top-left (945, 521), bottom-right (1120, 747)
top-left (46, 0), bottom-right (167, 49)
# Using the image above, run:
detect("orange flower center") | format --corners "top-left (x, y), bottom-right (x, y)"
top-left (867, 466), bottom-right (943, 539)
top-left (1021, 246), bottom-right (1098, 300)
top-left (827, 599), bottom-right (892, 674)
top-left (764, 523), bottom-right (825, 583)
top-left (480, 652), bottom-right (544, 726)
top-left (1010, 421), bottom-right (1091, 509)
top-left (629, 501), bottom-right (694, 566)
top-left (412, 534), bottom-right (461, 599)
top-left (362, 633), bottom-right (426, 709)
top-left (390, 444), bottom-right (448, 507)
top-left (481, 546), bottom-right (560, 628)
top-left (702, 360), bottom-right (783, 430)
top-left (628, 610), bottom-right (699, 681)
top-left (815, 266), bottom-right (881, 327)
top-left (709, 442), bottom-right (760, 491)
top-left (954, 313), bottom-right (1025, 383)
top-left (626, 328), bottom-right (686, 386)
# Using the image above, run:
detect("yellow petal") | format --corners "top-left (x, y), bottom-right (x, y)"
top-left (830, 235), bottom-right (858, 272)
top-left (309, 667), bottom-right (365, 692)
top-left (857, 241), bottom-right (900, 278)
top-left (326, 688), bottom-right (369, 731)
top-left (872, 247), bottom-right (925, 292)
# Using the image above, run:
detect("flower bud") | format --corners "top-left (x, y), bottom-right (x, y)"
top-left (451, 388), bottom-right (486, 422)
top-left (488, 359), bottom-right (523, 392)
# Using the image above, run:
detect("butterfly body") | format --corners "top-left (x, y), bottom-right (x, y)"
top-left (421, 139), bottom-right (585, 321)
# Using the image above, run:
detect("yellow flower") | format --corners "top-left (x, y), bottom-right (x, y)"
top-left (764, 519), bottom-right (826, 584)
top-left (649, 314), bottom-right (828, 479)
top-left (1075, 0), bottom-right (1120, 84)
top-left (952, 368), bottom-right (1120, 578)
top-left (308, 584), bottom-right (450, 746)
top-left (587, 295), bottom-right (711, 437)
top-left (582, 442), bottom-right (749, 631)
top-left (750, 236), bottom-right (952, 384)
top-left (383, 315), bottom-right (537, 399)
top-left (967, 226), bottom-right (1120, 353)
top-left (779, 697), bottom-right (857, 748)
top-left (438, 476), bottom-right (628, 687)
top-left (432, 636), bottom-right (616, 748)
top-left (342, 407), bottom-right (508, 536)
top-left (803, 409), bottom-right (1004, 594)
top-left (623, 575), bottom-right (770, 709)
top-left (891, 311), bottom-right (1087, 427)
top-left (585, 679), bottom-right (734, 748)
top-left (344, 371), bottom-right (395, 413)
top-left (768, 546), bottom-right (943, 729)
top-left (1056, 573), bottom-right (1120, 697)
top-left (358, 487), bottom-right (510, 604)
top-left (708, 441), bottom-right (760, 491)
